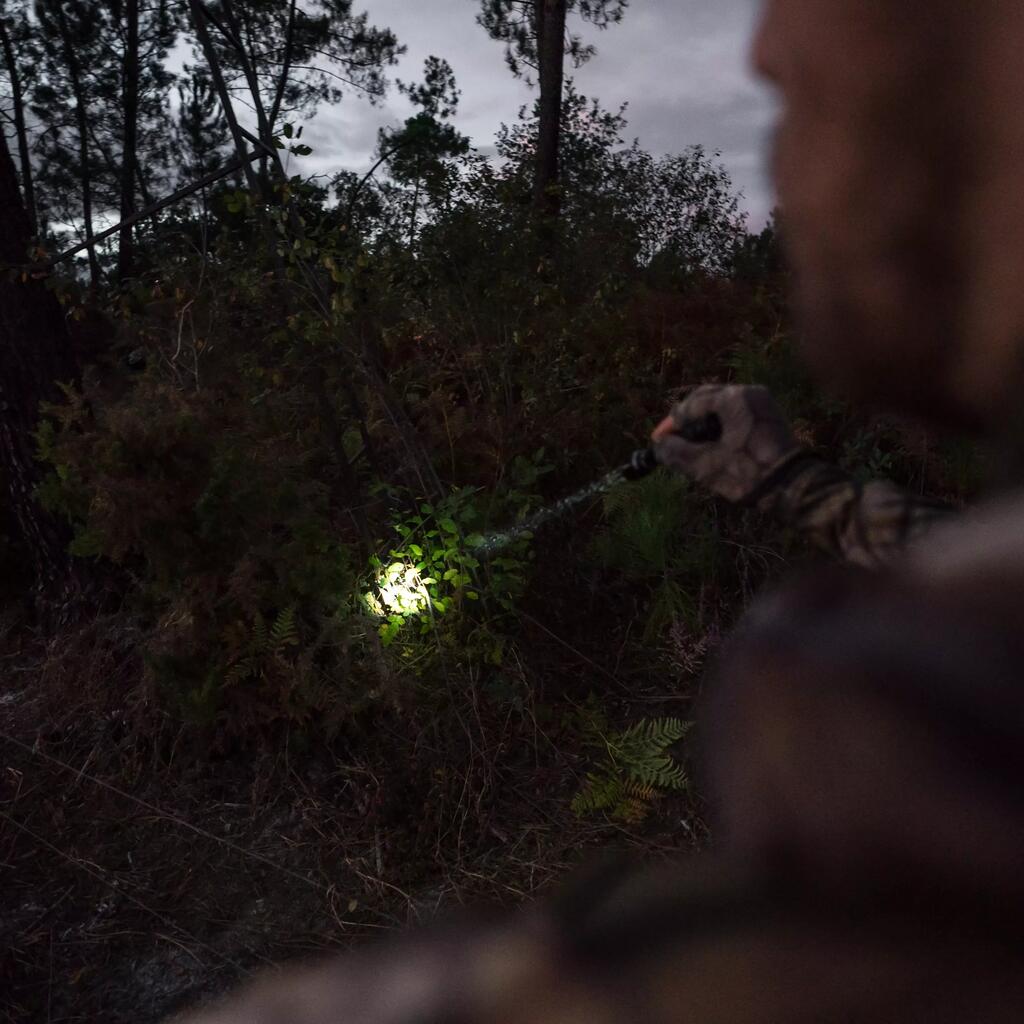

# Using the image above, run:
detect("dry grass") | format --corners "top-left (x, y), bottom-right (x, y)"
top-left (0, 596), bottom-right (708, 1024)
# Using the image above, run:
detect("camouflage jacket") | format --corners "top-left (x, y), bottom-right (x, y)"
top-left (751, 449), bottom-right (952, 568)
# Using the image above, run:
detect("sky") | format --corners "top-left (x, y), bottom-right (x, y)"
top-left (298, 0), bottom-right (780, 228)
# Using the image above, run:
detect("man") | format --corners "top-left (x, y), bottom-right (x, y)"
top-left (181, 1), bottom-right (1024, 1019)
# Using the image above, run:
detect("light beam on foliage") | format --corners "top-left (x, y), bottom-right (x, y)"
top-left (366, 562), bottom-right (430, 617)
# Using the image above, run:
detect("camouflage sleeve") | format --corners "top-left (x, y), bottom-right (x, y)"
top-left (747, 450), bottom-right (953, 569)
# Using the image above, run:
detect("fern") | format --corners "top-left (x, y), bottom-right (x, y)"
top-left (572, 715), bottom-right (691, 823)
top-left (571, 773), bottom-right (660, 824)
top-left (222, 606), bottom-right (300, 687)
top-left (270, 606), bottom-right (299, 650)
top-left (251, 612), bottom-right (270, 655)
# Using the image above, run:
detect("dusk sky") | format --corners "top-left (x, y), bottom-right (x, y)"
top-left (297, 0), bottom-right (779, 228)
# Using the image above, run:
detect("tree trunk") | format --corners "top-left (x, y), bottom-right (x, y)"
top-left (117, 0), bottom-right (140, 282)
top-left (54, 4), bottom-right (100, 290)
top-left (532, 0), bottom-right (566, 223)
top-left (217, 0), bottom-right (285, 195)
top-left (0, 14), bottom-right (37, 237)
top-left (408, 159), bottom-right (421, 249)
top-left (188, 0), bottom-right (261, 195)
top-left (264, 0), bottom-right (297, 187)
top-left (0, 129), bottom-right (80, 602)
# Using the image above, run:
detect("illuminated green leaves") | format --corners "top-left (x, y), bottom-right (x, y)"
top-left (363, 485), bottom-right (532, 646)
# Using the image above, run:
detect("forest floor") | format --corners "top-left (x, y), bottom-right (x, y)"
top-left (0, 525), bottom-right (711, 1024)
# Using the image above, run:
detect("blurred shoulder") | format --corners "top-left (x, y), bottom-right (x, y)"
top-left (701, 490), bottom-right (1024, 896)
top-left (724, 487), bottom-right (1024, 664)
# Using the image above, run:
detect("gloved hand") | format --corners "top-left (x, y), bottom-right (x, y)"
top-left (651, 384), bottom-right (802, 504)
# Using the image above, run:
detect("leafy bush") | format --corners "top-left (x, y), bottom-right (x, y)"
top-left (366, 482), bottom-right (533, 648)
top-left (35, 368), bottom-right (364, 731)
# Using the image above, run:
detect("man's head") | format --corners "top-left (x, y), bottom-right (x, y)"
top-left (753, 0), bottom-right (1024, 430)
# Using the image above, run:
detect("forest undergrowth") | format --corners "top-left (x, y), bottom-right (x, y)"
top-left (0, 97), bottom-right (988, 1023)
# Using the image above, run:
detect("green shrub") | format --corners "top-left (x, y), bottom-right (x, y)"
top-left (36, 373), bottom-right (363, 732)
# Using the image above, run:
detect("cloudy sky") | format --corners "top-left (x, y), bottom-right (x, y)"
top-left (299, 0), bottom-right (780, 228)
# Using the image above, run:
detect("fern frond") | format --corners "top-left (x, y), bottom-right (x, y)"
top-left (645, 717), bottom-right (690, 746)
top-left (622, 778), bottom-right (656, 802)
top-left (619, 796), bottom-right (650, 824)
top-left (270, 606), bottom-right (299, 650)
top-left (224, 654), bottom-right (260, 687)
top-left (251, 612), bottom-right (270, 654)
top-left (571, 772), bottom-right (623, 816)
top-left (572, 715), bottom-right (691, 821)
top-left (618, 717), bottom-right (689, 790)
top-left (628, 755), bottom-right (688, 790)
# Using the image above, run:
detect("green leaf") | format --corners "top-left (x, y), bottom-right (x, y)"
top-left (465, 533), bottom-right (485, 548)
top-left (439, 518), bottom-right (458, 534)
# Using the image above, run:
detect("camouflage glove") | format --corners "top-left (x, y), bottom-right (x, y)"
top-left (651, 384), bottom-right (803, 505)
top-left (651, 383), bottom-right (952, 568)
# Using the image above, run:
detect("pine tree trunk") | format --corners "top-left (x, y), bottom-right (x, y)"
top-left (0, 14), bottom-right (38, 236)
top-left (117, 0), bottom-right (140, 282)
top-left (54, 4), bottom-right (100, 290)
top-left (0, 130), bottom-right (80, 604)
top-left (532, 0), bottom-right (566, 223)
top-left (408, 161), bottom-right (421, 249)
top-left (216, 0), bottom-right (283, 197)
top-left (189, 0), bottom-right (261, 195)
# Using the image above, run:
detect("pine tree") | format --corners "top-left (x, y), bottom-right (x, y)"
top-left (376, 57), bottom-right (469, 248)
top-left (31, 0), bottom-right (178, 286)
top-left (175, 70), bottom-right (232, 214)
top-left (475, 0), bottom-right (627, 224)
top-left (187, 0), bottom-right (403, 197)
top-left (0, 0), bottom-right (39, 235)
top-left (33, 0), bottom-right (106, 288)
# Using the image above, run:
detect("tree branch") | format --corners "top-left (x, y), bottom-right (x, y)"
top-left (2, 147), bottom-right (264, 271)
top-left (267, 0), bottom-right (297, 132)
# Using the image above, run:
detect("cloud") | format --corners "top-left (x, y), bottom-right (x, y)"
top-left (281, 0), bottom-right (781, 226)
